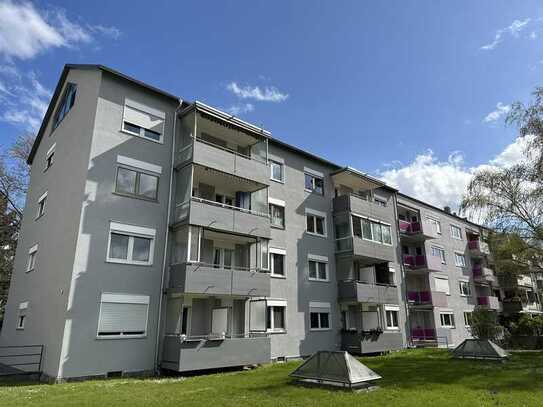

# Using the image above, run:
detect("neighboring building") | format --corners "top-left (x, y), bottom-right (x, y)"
top-left (0, 64), bottom-right (501, 381)
top-left (500, 272), bottom-right (543, 316)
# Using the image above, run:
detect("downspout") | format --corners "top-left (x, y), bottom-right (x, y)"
top-left (154, 99), bottom-right (183, 374)
top-left (392, 193), bottom-right (410, 348)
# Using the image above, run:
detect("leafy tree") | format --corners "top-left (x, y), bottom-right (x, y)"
top-left (469, 307), bottom-right (501, 340)
top-left (0, 134), bottom-right (34, 325)
top-left (461, 87), bottom-right (543, 277)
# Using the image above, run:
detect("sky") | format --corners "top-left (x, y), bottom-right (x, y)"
top-left (0, 0), bottom-right (542, 212)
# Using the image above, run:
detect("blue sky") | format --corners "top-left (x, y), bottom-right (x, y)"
top-left (0, 1), bottom-right (541, 210)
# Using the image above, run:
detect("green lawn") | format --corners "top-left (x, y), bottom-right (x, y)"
top-left (2, 349), bottom-right (543, 407)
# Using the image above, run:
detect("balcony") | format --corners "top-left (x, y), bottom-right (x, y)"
top-left (407, 291), bottom-right (448, 307)
top-left (411, 328), bottom-right (436, 341)
top-left (477, 296), bottom-right (500, 310)
top-left (333, 193), bottom-right (393, 222)
top-left (336, 237), bottom-right (396, 263)
top-left (403, 254), bottom-right (428, 271)
top-left (338, 281), bottom-right (399, 304)
top-left (161, 335), bottom-right (271, 372)
top-left (185, 197), bottom-right (270, 239)
top-left (169, 263), bottom-right (270, 297)
top-left (398, 219), bottom-right (437, 242)
top-left (468, 240), bottom-right (490, 258)
top-left (473, 265), bottom-right (496, 284)
top-left (341, 330), bottom-right (404, 354)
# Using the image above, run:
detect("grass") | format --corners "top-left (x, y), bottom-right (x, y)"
top-left (2, 349), bottom-right (543, 406)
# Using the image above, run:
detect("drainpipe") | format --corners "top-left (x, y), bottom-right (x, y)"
top-left (154, 100), bottom-right (183, 374)
top-left (392, 193), bottom-right (410, 348)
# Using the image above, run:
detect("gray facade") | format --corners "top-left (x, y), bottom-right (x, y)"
top-left (0, 64), bottom-right (507, 380)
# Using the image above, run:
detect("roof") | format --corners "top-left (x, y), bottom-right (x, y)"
top-left (452, 339), bottom-right (509, 360)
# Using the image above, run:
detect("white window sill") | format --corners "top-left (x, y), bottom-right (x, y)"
top-left (308, 278), bottom-right (330, 283)
top-left (306, 231), bottom-right (327, 239)
top-left (385, 327), bottom-right (400, 331)
top-left (270, 178), bottom-right (285, 184)
top-left (106, 259), bottom-right (153, 267)
top-left (120, 129), bottom-right (164, 145)
top-left (310, 328), bottom-right (331, 332)
top-left (35, 213), bottom-right (45, 221)
top-left (270, 224), bottom-right (285, 230)
top-left (271, 274), bottom-right (286, 279)
top-left (266, 329), bottom-right (287, 334)
top-left (96, 334), bottom-right (147, 340)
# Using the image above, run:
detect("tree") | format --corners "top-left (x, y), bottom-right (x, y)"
top-left (0, 134), bottom-right (34, 325)
top-left (461, 87), bottom-right (543, 276)
top-left (469, 307), bottom-right (502, 340)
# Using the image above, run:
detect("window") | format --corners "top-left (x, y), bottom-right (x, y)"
top-left (450, 225), bottom-right (462, 240)
top-left (464, 312), bottom-right (473, 326)
top-left (309, 310), bottom-right (330, 331)
top-left (431, 246), bottom-right (446, 264)
top-left (454, 252), bottom-right (466, 267)
top-left (434, 277), bottom-right (450, 295)
top-left (306, 209), bottom-right (327, 237)
top-left (440, 312), bottom-right (455, 328)
top-left (260, 239), bottom-right (269, 270)
top-left (115, 167), bottom-right (159, 200)
top-left (459, 281), bottom-right (471, 296)
top-left (308, 255), bottom-right (328, 281)
top-left (304, 173), bottom-right (324, 195)
top-left (266, 304), bottom-right (286, 332)
top-left (269, 203), bottom-right (285, 229)
top-left (212, 247), bottom-right (234, 269)
top-left (45, 143), bottom-right (55, 171)
top-left (427, 217), bottom-right (441, 234)
top-left (26, 244), bottom-right (38, 272)
top-left (270, 160), bottom-right (284, 182)
top-left (107, 222), bottom-right (156, 266)
top-left (374, 197), bottom-right (387, 207)
top-left (97, 293), bottom-right (149, 337)
top-left (122, 98), bottom-right (165, 143)
top-left (385, 307), bottom-right (399, 329)
top-left (53, 83), bottom-right (77, 129)
top-left (17, 302), bottom-right (28, 330)
top-left (36, 191), bottom-right (47, 219)
top-left (352, 215), bottom-right (392, 245)
top-left (270, 248), bottom-right (286, 277)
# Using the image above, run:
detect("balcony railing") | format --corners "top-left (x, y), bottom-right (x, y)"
top-left (403, 254), bottom-right (427, 270)
top-left (411, 328), bottom-right (436, 341)
top-left (407, 291), bottom-right (448, 307)
top-left (399, 220), bottom-right (422, 234)
top-left (468, 240), bottom-right (480, 250)
top-left (477, 296), bottom-right (500, 310)
top-left (191, 196), bottom-right (269, 218)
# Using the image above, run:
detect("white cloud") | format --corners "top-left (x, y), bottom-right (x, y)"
top-left (0, 69), bottom-right (51, 131)
top-left (224, 103), bottom-right (254, 116)
top-left (227, 82), bottom-right (288, 102)
top-left (0, 0), bottom-right (121, 60)
top-left (377, 136), bottom-right (531, 213)
top-left (481, 18), bottom-right (530, 50)
top-left (483, 102), bottom-right (510, 123)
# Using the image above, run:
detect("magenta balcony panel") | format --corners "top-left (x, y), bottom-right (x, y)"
top-left (473, 264), bottom-right (482, 276)
top-left (468, 240), bottom-right (480, 250)
top-left (411, 328), bottom-right (436, 340)
top-left (399, 220), bottom-right (411, 233)
top-left (407, 291), bottom-right (419, 302)
top-left (419, 291), bottom-right (431, 302)
top-left (415, 255), bottom-right (427, 267)
top-left (424, 329), bottom-right (436, 339)
top-left (411, 328), bottom-right (424, 339)
top-left (477, 296), bottom-right (490, 306)
top-left (411, 222), bottom-right (422, 233)
top-left (403, 255), bottom-right (415, 266)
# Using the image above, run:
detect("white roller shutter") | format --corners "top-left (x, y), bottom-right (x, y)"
top-left (123, 99), bottom-right (165, 134)
top-left (249, 299), bottom-right (266, 332)
top-left (434, 277), bottom-right (450, 295)
top-left (98, 293), bottom-right (149, 336)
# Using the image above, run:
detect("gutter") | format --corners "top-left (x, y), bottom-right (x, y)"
top-left (154, 100), bottom-right (183, 374)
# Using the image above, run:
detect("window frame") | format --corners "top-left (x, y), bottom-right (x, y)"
top-left (459, 280), bottom-right (472, 297)
top-left (309, 311), bottom-right (331, 331)
top-left (121, 99), bottom-right (166, 144)
top-left (431, 245), bottom-right (446, 264)
top-left (454, 252), bottom-right (466, 268)
top-left (44, 143), bottom-right (56, 172)
top-left (308, 254), bottom-right (329, 282)
top-left (440, 312), bottom-right (455, 328)
top-left (450, 224), bottom-right (463, 240)
top-left (16, 302), bottom-right (28, 330)
top-left (269, 201), bottom-right (285, 229)
top-left (464, 311), bottom-right (473, 327)
top-left (106, 222), bottom-right (156, 266)
top-left (114, 165), bottom-right (160, 202)
top-left (306, 209), bottom-right (327, 237)
top-left (270, 248), bottom-right (286, 278)
top-left (434, 277), bottom-right (450, 295)
top-left (36, 191), bottom-right (47, 219)
top-left (52, 82), bottom-right (77, 131)
top-left (26, 244), bottom-right (38, 272)
top-left (385, 308), bottom-right (399, 330)
top-left (266, 304), bottom-right (287, 333)
top-left (269, 160), bottom-right (285, 183)
top-left (304, 171), bottom-right (324, 195)
top-left (426, 216), bottom-right (442, 235)
top-left (96, 293), bottom-right (150, 339)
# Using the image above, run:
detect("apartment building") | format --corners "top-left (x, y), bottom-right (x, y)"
top-left (0, 64), bottom-right (499, 380)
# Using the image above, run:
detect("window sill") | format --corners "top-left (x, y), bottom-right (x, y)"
top-left (271, 274), bottom-right (286, 279)
top-left (270, 178), bottom-right (285, 184)
top-left (112, 191), bottom-right (159, 203)
top-left (25, 269), bottom-right (34, 274)
top-left (306, 231), bottom-right (327, 239)
top-left (35, 214), bottom-right (45, 221)
top-left (310, 328), bottom-right (331, 332)
top-left (120, 129), bottom-right (164, 145)
top-left (266, 329), bottom-right (287, 335)
top-left (304, 189), bottom-right (324, 196)
top-left (106, 259), bottom-right (153, 267)
top-left (308, 278), bottom-right (330, 283)
top-left (96, 334), bottom-right (148, 340)
top-left (271, 224), bottom-right (285, 230)
top-left (385, 327), bottom-right (400, 331)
